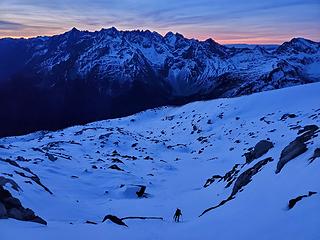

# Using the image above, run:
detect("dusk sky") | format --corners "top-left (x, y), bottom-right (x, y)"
top-left (0, 0), bottom-right (319, 44)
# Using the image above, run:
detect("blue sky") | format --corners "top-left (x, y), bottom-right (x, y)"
top-left (0, 0), bottom-right (319, 43)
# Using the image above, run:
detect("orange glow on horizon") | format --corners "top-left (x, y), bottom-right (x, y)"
top-left (0, 31), bottom-right (289, 45)
top-left (1, 26), bottom-right (317, 45)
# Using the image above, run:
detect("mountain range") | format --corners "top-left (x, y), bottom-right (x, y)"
top-left (0, 27), bottom-right (319, 137)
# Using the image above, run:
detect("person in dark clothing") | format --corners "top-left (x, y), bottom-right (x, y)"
top-left (173, 208), bottom-right (182, 222)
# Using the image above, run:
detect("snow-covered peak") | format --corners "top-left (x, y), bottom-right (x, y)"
top-left (276, 37), bottom-right (319, 54)
top-left (164, 32), bottom-right (178, 46)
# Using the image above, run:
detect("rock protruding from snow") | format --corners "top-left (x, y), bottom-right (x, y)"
top-left (0, 176), bottom-right (21, 192)
top-left (309, 148), bottom-right (320, 163)
top-left (200, 157), bottom-right (273, 216)
top-left (232, 157), bottom-right (273, 196)
top-left (244, 140), bottom-right (274, 163)
top-left (288, 191), bottom-right (317, 209)
top-left (0, 185), bottom-right (47, 225)
top-left (280, 113), bottom-right (297, 121)
top-left (276, 125), bottom-right (319, 173)
top-left (102, 214), bottom-right (128, 227)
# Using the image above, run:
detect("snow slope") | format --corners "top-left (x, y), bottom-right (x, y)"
top-left (1, 83), bottom-right (320, 240)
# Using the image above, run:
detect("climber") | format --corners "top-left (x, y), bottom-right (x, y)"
top-left (173, 208), bottom-right (182, 222)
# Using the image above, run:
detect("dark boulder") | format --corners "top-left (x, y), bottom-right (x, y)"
top-left (297, 125), bottom-right (319, 135)
top-left (280, 113), bottom-right (297, 121)
top-left (109, 164), bottom-right (124, 171)
top-left (46, 153), bottom-right (57, 162)
top-left (136, 186), bottom-right (146, 198)
top-left (0, 185), bottom-right (47, 225)
top-left (244, 140), bottom-right (274, 163)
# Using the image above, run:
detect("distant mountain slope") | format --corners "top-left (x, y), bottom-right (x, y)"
top-left (225, 43), bottom-right (279, 51)
top-left (0, 28), bottom-right (319, 137)
top-left (1, 82), bottom-right (319, 240)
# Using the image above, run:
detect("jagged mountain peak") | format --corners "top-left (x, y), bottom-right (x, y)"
top-left (290, 37), bottom-right (318, 45)
top-left (164, 31), bottom-right (184, 38)
top-left (276, 37), bottom-right (319, 54)
top-left (103, 26), bottom-right (118, 32)
top-left (164, 31), bottom-right (186, 44)
top-left (70, 27), bottom-right (80, 32)
top-left (203, 37), bottom-right (219, 45)
top-left (61, 27), bottom-right (83, 37)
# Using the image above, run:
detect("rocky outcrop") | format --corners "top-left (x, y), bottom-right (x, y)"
top-left (203, 175), bottom-right (223, 188)
top-left (280, 113), bottom-right (297, 121)
top-left (102, 214), bottom-right (163, 227)
top-left (244, 140), bottom-right (274, 163)
top-left (200, 157), bottom-right (273, 216)
top-left (276, 125), bottom-right (319, 173)
top-left (232, 157), bottom-right (273, 196)
top-left (108, 164), bottom-right (124, 171)
top-left (297, 125), bottom-right (319, 135)
top-left (309, 148), bottom-right (320, 163)
top-left (102, 214), bottom-right (128, 227)
top-left (0, 182), bottom-right (47, 225)
top-left (14, 171), bottom-right (53, 194)
top-left (1, 158), bottom-right (53, 194)
top-left (276, 140), bottom-right (308, 174)
top-left (46, 153), bottom-right (57, 162)
top-left (0, 176), bottom-right (21, 192)
top-left (136, 186), bottom-right (146, 198)
top-left (203, 163), bottom-right (245, 188)
top-left (288, 191), bottom-right (317, 209)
